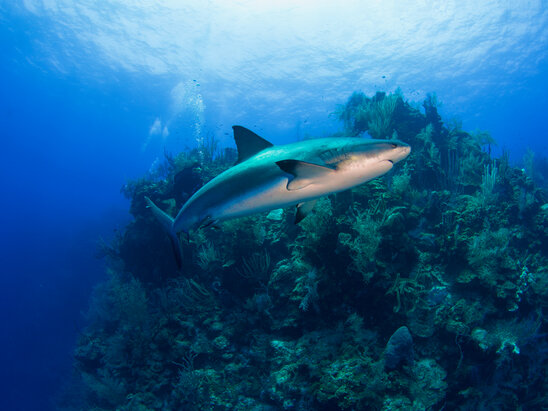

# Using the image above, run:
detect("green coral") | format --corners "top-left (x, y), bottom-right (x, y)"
top-left (62, 90), bottom-right (548, 411)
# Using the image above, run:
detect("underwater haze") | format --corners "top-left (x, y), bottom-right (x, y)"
top-left (1, 1), bottom-right (548, 410)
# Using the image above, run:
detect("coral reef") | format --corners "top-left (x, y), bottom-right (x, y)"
top-left (62, 90), bottom-right (548, 410)
top-left (384, 325), bottom-right (414, 370)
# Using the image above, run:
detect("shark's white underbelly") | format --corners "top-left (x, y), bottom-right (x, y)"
top-left (213, 176), bottom-right (303, 220)
top-left (210, 160), bottom-right (391, 221)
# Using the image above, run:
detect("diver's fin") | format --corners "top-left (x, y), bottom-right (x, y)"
top-left (145, 196), bottom-right (183, 269)
top-left (276, 159), bottom-right (336, 190)
top-left (233, 125), bottom-right (273, 164)
top-left (295, 199), bottom-right (317, 224)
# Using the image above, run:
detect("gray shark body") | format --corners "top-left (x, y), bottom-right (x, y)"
top-left (146, 126), bottom-right (410, 265)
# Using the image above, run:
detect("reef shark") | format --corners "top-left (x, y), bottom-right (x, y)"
top-left (146, 126), bottom-right (410, 266)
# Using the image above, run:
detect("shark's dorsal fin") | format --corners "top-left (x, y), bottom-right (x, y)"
top-left (233, 126), bottom-right (273, 164)
top-left (276, 159), bottom-right (336, 190)
top-left (295, 199), bottom-right (317, 224)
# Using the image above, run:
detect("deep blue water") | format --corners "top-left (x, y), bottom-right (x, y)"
top-left (1, 2), bottom-right (547, 410)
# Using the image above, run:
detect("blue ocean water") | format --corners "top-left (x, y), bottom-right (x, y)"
top-left (0, 1), bottom-right (547, 410)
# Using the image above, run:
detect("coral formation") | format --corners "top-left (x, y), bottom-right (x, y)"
top-left (384, 325), bottom-right (414, 370)
top-left (61, 90), bottom-right (548, 410)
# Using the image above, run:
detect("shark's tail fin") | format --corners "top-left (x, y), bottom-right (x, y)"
top-left (145, 196), bottom-right (183, 269)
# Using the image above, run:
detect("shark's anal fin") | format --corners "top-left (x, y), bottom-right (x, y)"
top-left (276, 159), bottom-right (336, 190)
top-left (233, 126), bottom-right (274, 164)
top-left (200, 216), bottom-right (220, 230)
top-left (295, 199), bottom-right (317, 224)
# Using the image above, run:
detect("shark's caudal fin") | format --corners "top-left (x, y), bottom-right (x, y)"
top-left (144, 196), bottom-right (183, 269)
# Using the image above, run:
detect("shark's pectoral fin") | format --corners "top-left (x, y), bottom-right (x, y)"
top-left (233, 126), bottom-right (274, 164)
top-left (295, 199), bottom-right (317, 224)
top-left (276, 159), bottom-right (336, 190)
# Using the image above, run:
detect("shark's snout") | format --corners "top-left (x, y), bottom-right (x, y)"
top-left (391, 143), bottom-right (411, 164)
